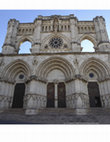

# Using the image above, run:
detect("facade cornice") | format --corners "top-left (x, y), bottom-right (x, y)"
top-left (1, 52), bottom-right (110, 57)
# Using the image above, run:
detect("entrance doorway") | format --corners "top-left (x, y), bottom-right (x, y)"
top-left (58, 82), bottom-right (66, 107)
top-left (47, 83), bottom-right (55, 107)
top-left (88, 82), bottom-right (102, 107)
top-left (12, 83), bottom-right (25, 108)
top-left (47, 82), bottom-right (66, 108)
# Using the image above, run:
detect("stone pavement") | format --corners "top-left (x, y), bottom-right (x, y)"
top-left (0, 108), bottom-right (110, 124)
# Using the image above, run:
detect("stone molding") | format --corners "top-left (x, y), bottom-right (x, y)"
top-left (26, 75), bottom-right (47, 83)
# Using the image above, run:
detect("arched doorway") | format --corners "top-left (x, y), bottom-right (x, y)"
top-left (88, 82), bottom-right (102, 107)
top-left (36, 57), bottom-right (75, 108)
top-left (12, 83), bottom-right (25, 108)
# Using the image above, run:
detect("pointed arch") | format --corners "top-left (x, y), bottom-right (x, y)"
top-left (36, 57), bottom-right (75, 80)
top-left (81, 39), bottom-right (95, 52)
top-left (2, 59), bottom-right (31, 81)
top-left (80, 57), bottom-right (110, 79)
top-left (16, 36), bottom-right (34, 53)
top-left (80, 34), bottom-right (97, 47)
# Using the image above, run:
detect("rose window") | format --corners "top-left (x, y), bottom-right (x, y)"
top-left (49, 37), bottom-right (63, 48)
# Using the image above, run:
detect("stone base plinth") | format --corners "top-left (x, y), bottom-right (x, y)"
top-left (25, 109), bottom-right (39, 115)
top-left (75, 109), bottom-right (88, 115)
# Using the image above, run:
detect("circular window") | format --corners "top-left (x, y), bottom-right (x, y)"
top-left (19, 74), bottom-right (24, 79)
top-left (49, 37), bottom-right (63, 48)
top-left (89, 73), bottom-right (94, 78)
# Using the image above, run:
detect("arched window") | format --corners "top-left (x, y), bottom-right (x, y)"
top-left (19, 41), bottom-right (31, 54)
top-left (81, 39), bottom-right (95, 52)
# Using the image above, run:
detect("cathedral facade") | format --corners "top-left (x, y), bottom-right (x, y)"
top-left (0, 14), bottom-right (110, 115)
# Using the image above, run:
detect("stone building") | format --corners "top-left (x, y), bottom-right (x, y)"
top-left (0, 14), bottom-right (110, 115)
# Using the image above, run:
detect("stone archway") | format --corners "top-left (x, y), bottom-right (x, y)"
top-left (2, 60), bottom-right (31, 109)
top-left (80, 57), bottom-right (110, 108)
top-left (37, 57), bottom-right (75, 108)
top-left (16, 36), bottom-right (34, 54)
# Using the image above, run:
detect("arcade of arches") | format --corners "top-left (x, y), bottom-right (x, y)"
top-left (1, 14), bottom-right (110, 115)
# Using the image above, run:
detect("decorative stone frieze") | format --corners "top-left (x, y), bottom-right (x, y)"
top-left (24, 93), bottom-right (46, 109)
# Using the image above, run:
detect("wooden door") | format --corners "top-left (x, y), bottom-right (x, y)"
top-left (12, 83), bottom-right (25, 108)
top-left (88, 82), bottom-right (101, 107)
top-left (58, 82), bottom-right (66, 108)
top-left (47, 83), bottom-right (55, 107)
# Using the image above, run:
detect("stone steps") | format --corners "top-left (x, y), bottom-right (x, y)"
top-left (2, 108), bottom-right (25, 114)
top-left (0, 108), bottom-right (110, 124)
top-left (38, 108), bottom-right (110, 115)
top-left (2, 108), bottom-right (110, 115)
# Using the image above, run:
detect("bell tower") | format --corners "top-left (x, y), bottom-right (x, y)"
top-left (93, 16), bottom-right (110, 52)
top-left (2, 19), bottom-right (19, 54)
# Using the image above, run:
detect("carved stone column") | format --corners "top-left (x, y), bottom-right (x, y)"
top-left (53, 79), bottom-right (59, 108)
top-left (2, 19), bottom-right (19, 54)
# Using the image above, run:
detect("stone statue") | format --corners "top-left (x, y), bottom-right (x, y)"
top-left (53, 17), bottom-right (59, 33)
top-left (73, 57), bottom-right (79, 74)
top-left (32, 57), bottom-right (38, 75)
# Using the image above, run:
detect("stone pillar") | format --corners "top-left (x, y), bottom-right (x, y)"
top-left (66, 80), bottom-right (76, 108)
top-left (99, 79), bottom-right (110, 108)
top-left (25, 76), bottom-right (46, 115)
top-left (0, 81), bottom-right (14, 111)
top-left (70, 16), bottom-right (81, 52)
top-left (31, 19), bottom-right (42, 53)
top-left (93, 16), bottom-right (110, 52)
top-left (2, 19), bottom-right (19, 54)
top-left (66, 76), bottom-right (89, 109)
top-left (53, 80), bottom-right (59, 108)
top-left (74, 76), bottom-right (89, 109)
top-left (54, 83), bottom-right (58, 108)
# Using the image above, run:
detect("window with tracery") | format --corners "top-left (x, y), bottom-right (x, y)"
top-left (49, 37), bottom-right (63, 48)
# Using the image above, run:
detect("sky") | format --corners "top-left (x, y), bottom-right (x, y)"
top-left (0, 10), bottom-right (110, 53)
